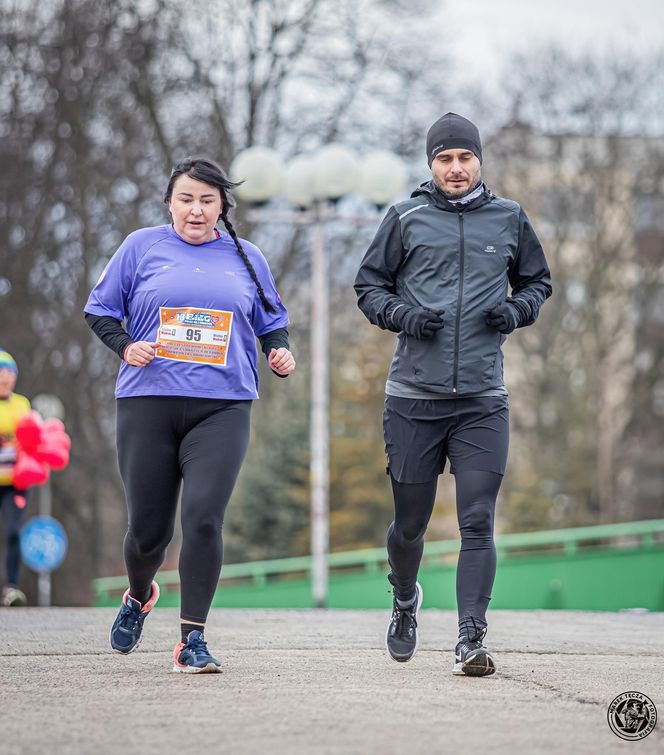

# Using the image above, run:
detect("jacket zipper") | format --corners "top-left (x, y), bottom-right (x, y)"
top-left (453, 210), bottom-right (465, 393)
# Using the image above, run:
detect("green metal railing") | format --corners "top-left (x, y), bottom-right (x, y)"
top-left (92, 519), bottom-right (664, 611)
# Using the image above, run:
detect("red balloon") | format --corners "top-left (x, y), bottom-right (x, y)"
top-left (35, 439), bottom-right (70, 469)
top-left (13, 450), bottom-right (50, 490)
top-left (41, 420), bottom-right (72, 452)
top-left (15, 411), bottom-right (44, 453)
top-left (43, 418), bottom-right (65, 434)
top-left (49, 449), bottom-right (70, 471)
top-left (41, 429), bottom-right (71, 451)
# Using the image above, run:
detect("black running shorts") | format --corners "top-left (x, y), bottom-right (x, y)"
top-left (383, 395), bottom-right (509, 483)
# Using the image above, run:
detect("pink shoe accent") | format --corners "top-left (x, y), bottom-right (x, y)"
top-left (122, 581), bottom-right (160, 613)
top-left (141, 581), bottom-right (160, 612)
top-left (172, 641), bottom-right (186, 668)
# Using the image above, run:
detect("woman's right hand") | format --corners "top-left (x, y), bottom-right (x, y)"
top-left (123, 341), bottom-right (160, 367)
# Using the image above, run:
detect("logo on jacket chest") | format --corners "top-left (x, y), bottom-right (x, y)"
top-left (483, 245), bottom-right (497, 254)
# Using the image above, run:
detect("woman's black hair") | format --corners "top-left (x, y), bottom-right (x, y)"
top-left (165, 156), bottom-right (276, 313)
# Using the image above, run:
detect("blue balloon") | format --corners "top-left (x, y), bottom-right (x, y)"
top-left (20, 516), bottom-right (68, 573)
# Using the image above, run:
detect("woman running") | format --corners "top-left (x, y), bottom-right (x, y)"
top-left (85, 157), bottom-right (295, 673)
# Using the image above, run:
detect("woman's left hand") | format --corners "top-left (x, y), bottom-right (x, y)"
top-left (268, 348), bottom-right (296, 376)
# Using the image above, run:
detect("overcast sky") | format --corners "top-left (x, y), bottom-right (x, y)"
top-left (437, 0), bottom-right (663, 86)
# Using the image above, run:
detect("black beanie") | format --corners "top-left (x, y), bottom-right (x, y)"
top-left (426, 112), bottom-right (482, 166)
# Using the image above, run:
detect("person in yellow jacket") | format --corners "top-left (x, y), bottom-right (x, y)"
top-left (0, 349), bottom-right (31, 606)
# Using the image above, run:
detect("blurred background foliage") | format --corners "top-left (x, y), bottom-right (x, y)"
top-left (0, 0), bottom-right (662, 603)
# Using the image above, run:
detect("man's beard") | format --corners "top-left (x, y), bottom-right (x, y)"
top-left (434, 175), bottom-right (481, 200)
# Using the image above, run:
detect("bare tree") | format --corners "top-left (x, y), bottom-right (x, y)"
top-left (482, 47), bottom-right (664, 527)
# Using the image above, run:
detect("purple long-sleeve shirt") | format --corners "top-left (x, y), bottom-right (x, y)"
top-left (85, 225), bottom-right (289, 400)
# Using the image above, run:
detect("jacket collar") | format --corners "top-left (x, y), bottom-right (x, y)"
top-left (411, 179), bottom-right (493, 212)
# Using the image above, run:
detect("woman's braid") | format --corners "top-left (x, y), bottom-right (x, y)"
top-left (221, 213), bottom-right (276, 314)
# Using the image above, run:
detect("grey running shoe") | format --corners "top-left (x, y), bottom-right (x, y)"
top-left (453, 620), bottom-right (496, 676)
top-left (385, 582), bottom-right (423, 662)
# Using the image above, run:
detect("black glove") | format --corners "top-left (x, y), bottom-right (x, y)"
top-left (484, 300), bottom-right (521, 334)
top-left (391, 305), bottom-right (445, 340)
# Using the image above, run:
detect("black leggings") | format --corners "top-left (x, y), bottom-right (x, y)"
top-left (387, 469), bottom-right (502, 629)
top-left (0, 486), bottom-right (24, 587)
top-left (116, 396), bottom-right (251, 624)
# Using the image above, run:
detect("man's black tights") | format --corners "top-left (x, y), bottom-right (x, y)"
top-left (386, 469), bottom-right (502, 629)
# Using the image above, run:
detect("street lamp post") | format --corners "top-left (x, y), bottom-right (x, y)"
top-left (230, 144), bottom-right (407, 607)
top-left (309, 218), bottom-right (329, 607)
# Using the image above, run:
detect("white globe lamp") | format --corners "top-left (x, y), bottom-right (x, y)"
top-left (284, 156), bottom-right (317, 209)
top-left (358, 150), bottom-right (408, 208)
top-left (230, 147), bottom-right (284, 204)
top-left (312, 144), bottom-right (359, 200)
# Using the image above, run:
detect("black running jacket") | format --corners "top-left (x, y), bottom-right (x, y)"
top-left (354, 181), bottom-right (552, 394)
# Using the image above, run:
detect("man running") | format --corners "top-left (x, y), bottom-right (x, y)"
top-left (354, 112), bottom-right (552, 675)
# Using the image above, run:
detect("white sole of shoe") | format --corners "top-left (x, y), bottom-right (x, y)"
top-left (172, 662), bottom-right (221, 674)
top-left (385, 581), bottom-right (424, 662)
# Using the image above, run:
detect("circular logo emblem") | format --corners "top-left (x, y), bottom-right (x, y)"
top-left (607, 692), bottom-right (657, 740)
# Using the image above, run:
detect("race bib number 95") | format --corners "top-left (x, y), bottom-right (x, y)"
top-left (156, 307), bottom-right (233, 366)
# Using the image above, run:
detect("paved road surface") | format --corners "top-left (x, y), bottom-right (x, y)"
top-left (1, 608), bottom-right (662, 754)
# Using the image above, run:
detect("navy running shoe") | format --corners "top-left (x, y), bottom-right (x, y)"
top-left (109, 581), bottom-right (160, 654)
top-left (172, 630), bottom-right (221, 674)
top-left (385, 582), bottom-right (423, 662)
top-left (453, 617), bottom-right (496, 677)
